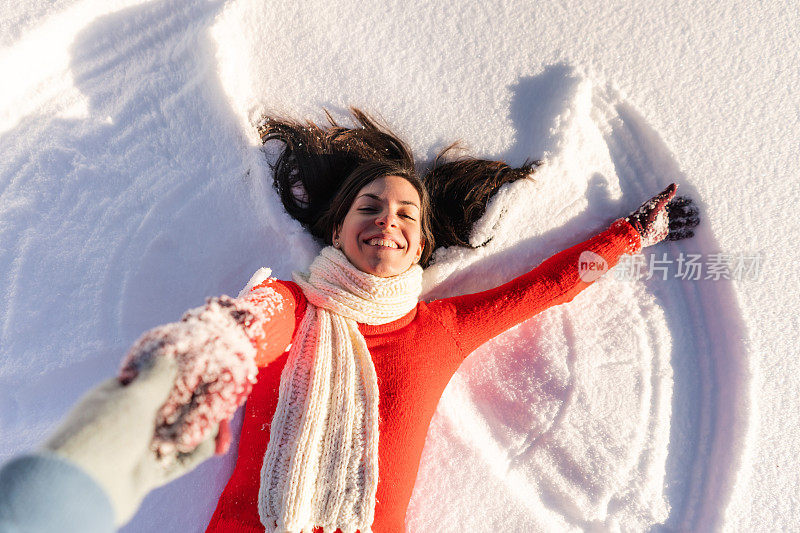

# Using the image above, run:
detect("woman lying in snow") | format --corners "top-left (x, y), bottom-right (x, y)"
top-left (0, 108), bottom-right (699, 533)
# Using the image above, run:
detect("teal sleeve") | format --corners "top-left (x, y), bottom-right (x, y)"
top-left (0, 452), bottom-right (115, 533)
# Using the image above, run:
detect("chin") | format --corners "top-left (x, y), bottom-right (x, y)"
top-left (363, 261), bottom-right (403, 278)
top-left (346, 247), bottom-right (411, 277)
top-left (369, 267), bottom-right (399, 278)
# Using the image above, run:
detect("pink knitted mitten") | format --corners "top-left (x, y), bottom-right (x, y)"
top-left (118, 295), bottom-right (262, 462)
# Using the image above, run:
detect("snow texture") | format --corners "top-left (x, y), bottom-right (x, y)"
top-left (1, 0), bottom-right (796, 531)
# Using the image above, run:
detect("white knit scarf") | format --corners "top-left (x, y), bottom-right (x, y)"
top-left (258, 246), bottom-right (423, 533)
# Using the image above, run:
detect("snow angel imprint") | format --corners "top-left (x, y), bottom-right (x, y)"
top-left (118, 107), bottom-right (700, 533)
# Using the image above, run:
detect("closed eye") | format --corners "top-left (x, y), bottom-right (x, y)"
top-left (359, 207), bottom-right (415, 220)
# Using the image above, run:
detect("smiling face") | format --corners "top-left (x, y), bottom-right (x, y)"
top-left (332, 175), bottom-right (425, 277)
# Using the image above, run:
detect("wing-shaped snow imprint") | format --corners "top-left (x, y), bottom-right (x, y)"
top-left (409, 70), bottom-right (751, 532)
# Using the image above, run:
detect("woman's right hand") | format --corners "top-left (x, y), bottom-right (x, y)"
top-left (118, 295), bottom-right (261, 461)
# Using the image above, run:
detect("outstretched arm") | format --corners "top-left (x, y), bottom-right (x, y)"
top-left (116, 276), bottom-right (300, 458)
top-left (429, 217), bottom-right (641, 356)
top-left (429, 182), bottom-right (700, 358)
top-left (0, 276), bottom-right (301, 530)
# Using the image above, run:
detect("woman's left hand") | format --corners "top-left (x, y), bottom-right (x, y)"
top-left (625, 183), bottom-right (700, 247)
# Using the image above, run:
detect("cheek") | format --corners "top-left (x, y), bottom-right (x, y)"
top-left (408, 227), bottom-right (423, 252)
top-left (341, 221), bottom-right (370, 252)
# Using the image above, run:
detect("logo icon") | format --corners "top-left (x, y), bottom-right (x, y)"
top-left (578, 250), bottom-right (608, 282)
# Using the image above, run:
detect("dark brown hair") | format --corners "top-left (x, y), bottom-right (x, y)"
top-left (258, 107), bottom-right (540, 267)
top-left (424, 142), bottom-right (540, 248)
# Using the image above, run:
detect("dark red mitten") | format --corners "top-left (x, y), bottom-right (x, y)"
top-left (625, 183), bottom-right (685, 247)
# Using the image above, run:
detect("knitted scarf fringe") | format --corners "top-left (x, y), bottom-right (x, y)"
top-left (258, 246), bottom-right (423, 533)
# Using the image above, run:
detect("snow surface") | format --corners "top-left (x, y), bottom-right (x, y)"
top-left (1, 0), bottom-right (797, 531)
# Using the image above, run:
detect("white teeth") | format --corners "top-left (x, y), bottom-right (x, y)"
top-left (367, 238), bottom-right (399, 249)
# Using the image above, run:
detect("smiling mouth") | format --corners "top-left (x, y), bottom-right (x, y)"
top-left (365, 237), bottom-right (402, 249)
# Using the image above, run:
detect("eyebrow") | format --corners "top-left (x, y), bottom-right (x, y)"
top-left (357, 193), bottom-right (419, 209)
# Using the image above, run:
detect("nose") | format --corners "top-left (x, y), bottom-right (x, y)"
top-left (375, 211), bottom-right (398, 228)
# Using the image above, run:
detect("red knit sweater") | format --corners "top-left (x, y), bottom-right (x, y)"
top-left (205, 219), bottom-right (641, 532)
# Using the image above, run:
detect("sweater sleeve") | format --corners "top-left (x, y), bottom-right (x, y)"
top-left (427, 218), bottom-right (642, 357)
top-left (236, 277), bottom-right (302, 367)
